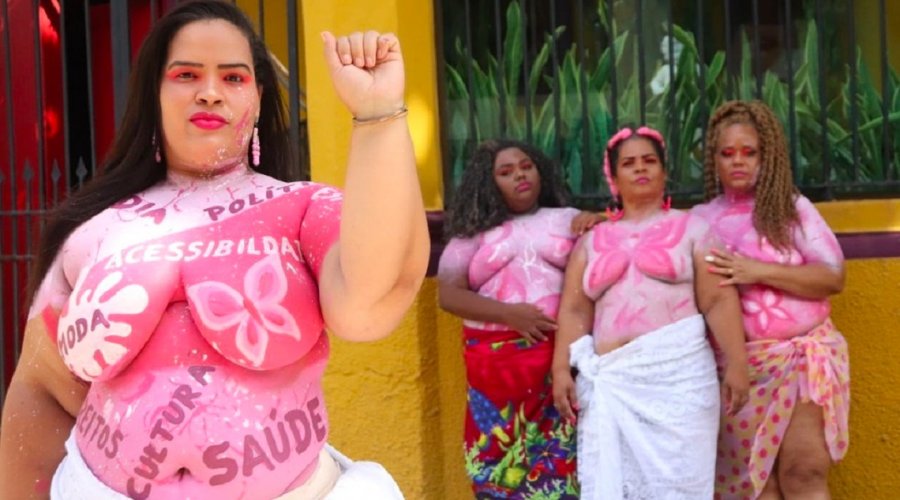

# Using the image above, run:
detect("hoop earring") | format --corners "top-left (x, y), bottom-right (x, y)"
top-left (251, 124), bottom-right (260, 167)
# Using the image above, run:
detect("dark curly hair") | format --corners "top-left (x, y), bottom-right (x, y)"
top-left (444, 139), bottom-right (571, 239)
top-left (703, 100), bottom-right (799, 250)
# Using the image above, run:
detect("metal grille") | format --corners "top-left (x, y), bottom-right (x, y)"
top-left (439, 0), bottom-right (900, 206)
top-left (0, 0), bottom-right (308, 402)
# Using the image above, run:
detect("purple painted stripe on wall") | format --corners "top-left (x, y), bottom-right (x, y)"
top-left (427, 212), bottom-right (445, 277)
top-left (837, 232), bottom-right (900, 260)
top-left (424, 212), bottom-right (900, 276)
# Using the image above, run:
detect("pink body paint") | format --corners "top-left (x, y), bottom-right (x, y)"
top-left (438, 208), bottom-right (580, 330)
top-left (30, 171), bottom-right (342, 499)
top-left (691, 195), bottom-right (843, 340)
top-left (582, 210), bottom-right (711, 345)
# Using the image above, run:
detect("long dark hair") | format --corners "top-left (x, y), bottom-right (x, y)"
top-left (444, 139), bottom-right (571, 239)
top-left (27, 0), bottom-right (294, 299)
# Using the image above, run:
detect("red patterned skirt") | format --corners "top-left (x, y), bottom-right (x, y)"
top-left (462, 327), bottom-right (578, 499)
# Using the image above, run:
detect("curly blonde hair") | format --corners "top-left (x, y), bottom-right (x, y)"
top-left (703, 100), bottom-right (799, 250)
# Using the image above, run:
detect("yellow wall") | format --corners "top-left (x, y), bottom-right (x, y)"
top-left (300, 1), bottom-right (443, 209)
top-left (291, 2), bottom-right (900, 498)
top-left (297, 1), bottom-right (449, 498)
top-left (817, 199), bottom-right (900, 497)
top-left (829, 258), bottom-right (900, 498)
top-left (856, 0), bottom-right (900, 90)
top-left (817, 199), bottom-right (900, 233)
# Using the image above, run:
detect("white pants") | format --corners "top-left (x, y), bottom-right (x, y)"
top-left (51, 431), bottom-right (404, 500)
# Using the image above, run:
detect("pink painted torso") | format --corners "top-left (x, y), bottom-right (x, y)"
top-left (438, 208), bottom-right (580, 330)
top-left (691, 194), bottom-right (843, 341)
top-left (581, 210), bottom-right (711, 348)
top-left (31, 170), bottom-right (341, 499)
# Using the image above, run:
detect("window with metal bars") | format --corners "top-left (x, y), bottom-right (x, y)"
top-left (437, 0), bottom-right (900, 207)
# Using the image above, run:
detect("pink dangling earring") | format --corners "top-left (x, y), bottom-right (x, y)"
top-left (152, 132), bottom-right (161, 163)
top-left (251, 124), bottom-right (260, 167)
top-left (662, 195), bottom-right (672, 211)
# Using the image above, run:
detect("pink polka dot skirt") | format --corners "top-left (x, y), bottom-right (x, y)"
top-left (714, 319), bottom-right (849, 499)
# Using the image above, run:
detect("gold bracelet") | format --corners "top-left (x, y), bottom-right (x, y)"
top-left (352, 106), bottom-right (409, 126)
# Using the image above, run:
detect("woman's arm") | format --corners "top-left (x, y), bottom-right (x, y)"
top-left (551, 245), bottom-right (594, 420)
top-left (318, 32), bottom-right (429, 342)
top-left (694, 249), bottom-right (750, 415)
top-left (437, 270), bottom-right (557, 342)
top-left (706, 197), bottom-right (845, 299)
top-left (706, 248), bottom-right (844, 299)
top-left (570, 211), bottom-right (606, 235)
top-left (0, 318), bottom-right (88, 499)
